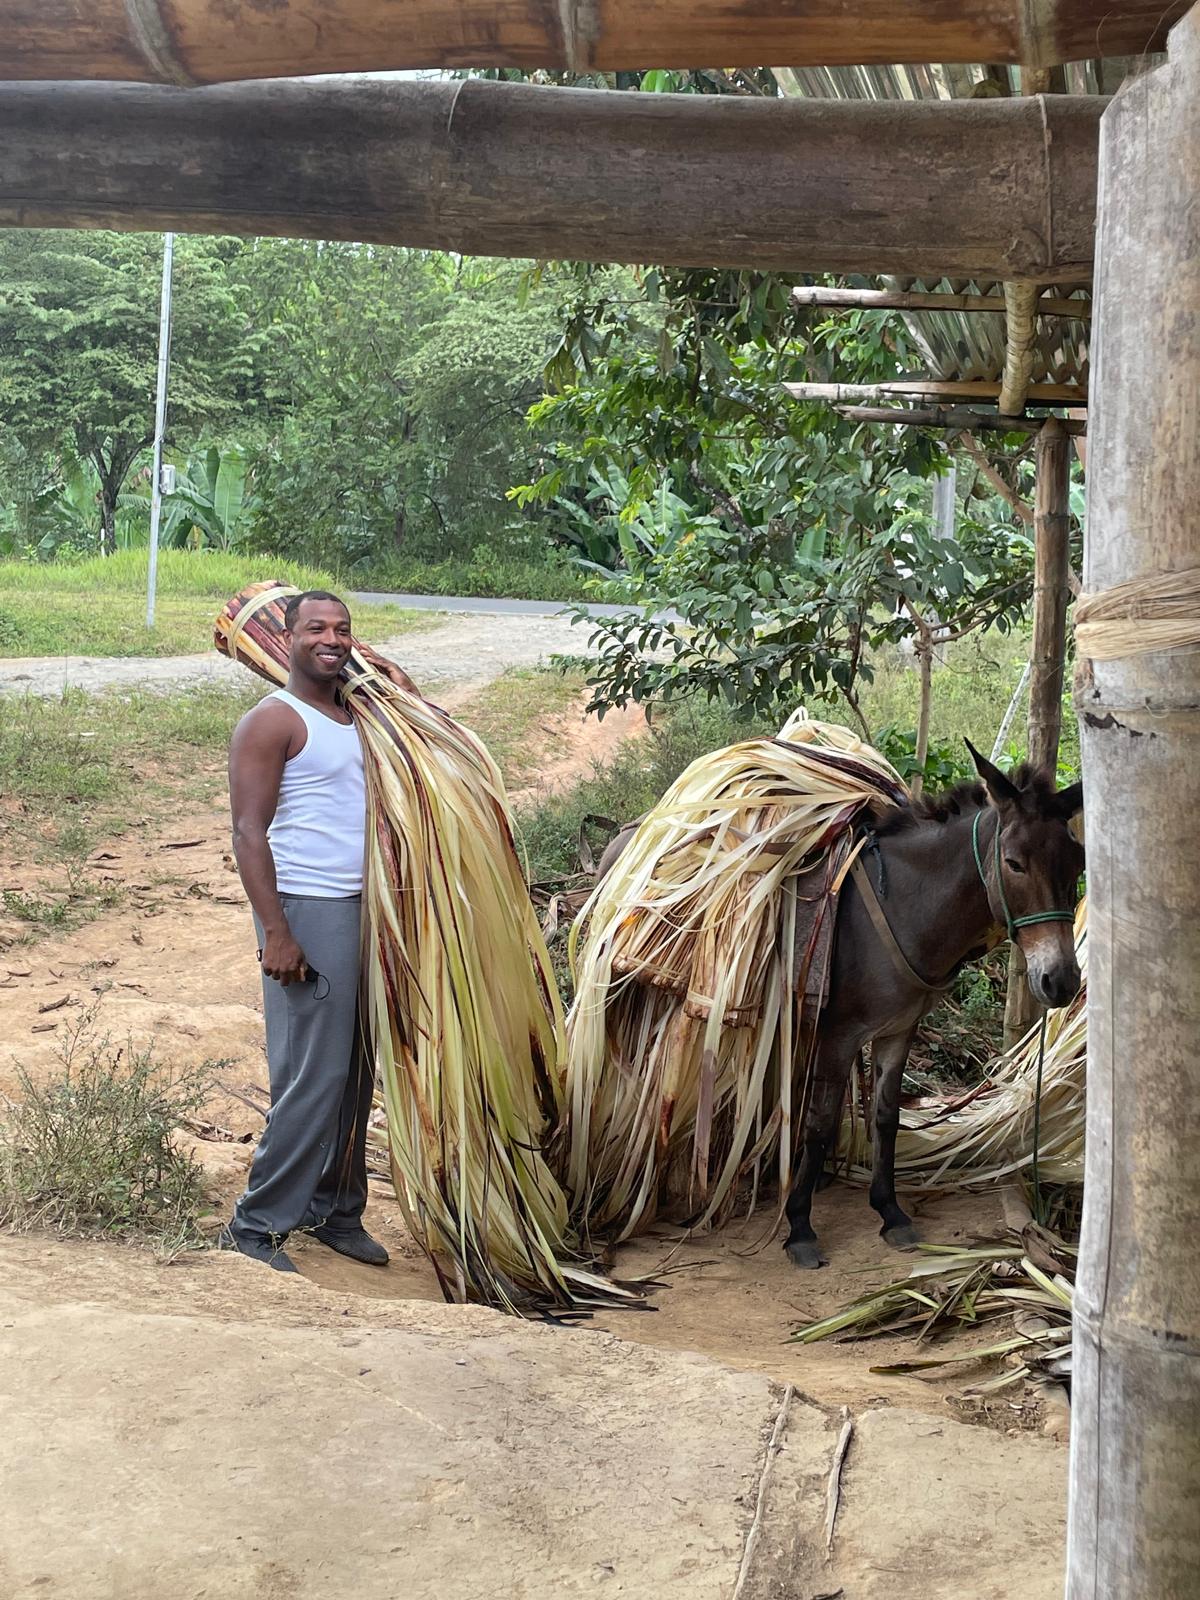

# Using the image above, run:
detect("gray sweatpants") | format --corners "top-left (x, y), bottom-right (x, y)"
top-left (232, 893), bottom-right (373, 1242)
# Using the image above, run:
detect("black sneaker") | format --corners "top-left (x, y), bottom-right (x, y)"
top-left (310, 1224), bottom-right (389, 1267)
top-left (217, 1224), bottom-right (299, 1274)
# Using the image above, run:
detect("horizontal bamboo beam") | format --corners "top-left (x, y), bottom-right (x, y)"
top-left (0, 80), bottom-right (1104, 280)
top-left (833, 405), bottom-right (1087, 436)
top-left (785, 379), bottom-right (1088, 404)
top-left (0, 0), bottom-right (1185, 81)
top-left (791, 285), bottom-right (1091, 319)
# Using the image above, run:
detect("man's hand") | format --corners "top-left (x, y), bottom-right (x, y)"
top-left (358, 642), bottom-right (419, 695)
top-left (261, 925), bottom-right (309, 986)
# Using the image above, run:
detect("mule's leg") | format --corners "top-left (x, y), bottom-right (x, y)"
top-left (784, 1037), bottom-right (854, 1270)
top-left (868, 1026), bottom-right (920, 1250)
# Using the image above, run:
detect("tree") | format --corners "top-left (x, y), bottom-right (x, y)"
top-left (515, 266), bottom-right (1036, 732)
top-left (240, 243), bottom-right (564, 571)
top-left (0, 230), bottom-right (264, 552)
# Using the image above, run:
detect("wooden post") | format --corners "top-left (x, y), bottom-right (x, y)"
top-left (1027, 419), bottom-right (1072, 772)
top-left (1068, 10), bottom-right (1200, 1596)
top-left (1003, 417), bottom-right (1072, 1049)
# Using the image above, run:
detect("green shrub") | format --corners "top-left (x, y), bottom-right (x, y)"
top-left (0, 1016), bottom-right (215, 1252)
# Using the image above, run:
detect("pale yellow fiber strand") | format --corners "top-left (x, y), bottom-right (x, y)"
top-left (1075, 565), bottom-right (1200, 660)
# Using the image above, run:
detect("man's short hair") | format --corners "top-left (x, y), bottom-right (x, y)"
top-left (283, 590), bottom-right (351, 631)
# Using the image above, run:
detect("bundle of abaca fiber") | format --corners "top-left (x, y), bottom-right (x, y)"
top-left (563, 711), bottom-right (908, 1240)
top-left (215, 582), bottom-right (632, 1312)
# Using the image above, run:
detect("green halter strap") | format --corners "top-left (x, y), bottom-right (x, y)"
top-left (971, 808), bottom-right (1076, 942)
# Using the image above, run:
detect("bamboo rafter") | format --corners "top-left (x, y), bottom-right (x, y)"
top-left (791, 285), bottom-right (1090, 320)
top-left (784, 380), bottom-right (1088, 405)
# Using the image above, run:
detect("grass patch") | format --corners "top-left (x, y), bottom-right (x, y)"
top-left (0, 681), bottom-right (263, 808)
top-left (852, 631), bottom-right (1080, 782)
top-left (0, 550), bottom-right (431, 657)
top-left (453, 667), bottom-right (588, 788)
top-left (354, 550), bottom-right (589, 604)
top-left (0, 1013), bottom-right (214, 1253)
top-left (0, 682), bottom-right (265, 940)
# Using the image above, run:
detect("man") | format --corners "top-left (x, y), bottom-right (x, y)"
top-left (221, 589), bottom-right (415, 1273)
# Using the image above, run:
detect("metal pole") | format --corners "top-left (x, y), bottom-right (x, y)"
top-left (146, 231), bottom-right (175, 629)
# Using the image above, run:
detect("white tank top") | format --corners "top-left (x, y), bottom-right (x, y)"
top-left (266, 689), bottom-right (366, 898)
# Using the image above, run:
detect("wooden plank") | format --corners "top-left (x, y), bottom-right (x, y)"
top-left (0, 80), bottom-right (1104, 280)
top-left (1068, 10), bottom-right (1200, 1595)
top-left (785, 380), bottom-right (1088, 403)
top-left (791, 286), bottom-right (1091, 320)
top-left (0, 0), bottom-right (1186, 82)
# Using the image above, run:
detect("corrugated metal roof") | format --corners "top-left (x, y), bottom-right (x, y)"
top-left (773, 63), bottom-right (1139, 391)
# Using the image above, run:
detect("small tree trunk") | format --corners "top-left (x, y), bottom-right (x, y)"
top-left (1002, 415), bottom-right (1071, 1049)
top-left (910, 634), bottom-right (933, 799)
top-left (1068, 14), bottom-right (1200, 1594)
top-left (98, 490), bottom-right (115, 557)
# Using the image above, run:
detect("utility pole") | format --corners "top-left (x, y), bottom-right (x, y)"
top-left (146, 232), bottom-right (175, 630)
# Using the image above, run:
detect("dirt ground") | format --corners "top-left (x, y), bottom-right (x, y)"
top-left (0, 684), bottom-right (1069, 1598)
top-left (0, 609), bottom-right (593, 699)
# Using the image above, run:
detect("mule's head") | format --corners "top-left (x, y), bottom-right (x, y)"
top-left (966, 742), bottom-right (1085, 1009)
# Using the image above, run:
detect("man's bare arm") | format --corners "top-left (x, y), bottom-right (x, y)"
top-left (229, 703), bottom-right (308, 986)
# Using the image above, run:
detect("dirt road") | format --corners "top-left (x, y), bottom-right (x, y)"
top-left (0, 610), bottom-right (594, 698)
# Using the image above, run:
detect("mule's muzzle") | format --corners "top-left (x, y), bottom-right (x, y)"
top-left (1028, 959), bottom-right (1082, 1010)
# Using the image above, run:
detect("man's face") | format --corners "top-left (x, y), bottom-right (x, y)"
top-left (286, 600), bottom-right (352, 681)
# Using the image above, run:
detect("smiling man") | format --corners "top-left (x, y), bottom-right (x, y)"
top-left (221, 589), bottom-right (410, 1273)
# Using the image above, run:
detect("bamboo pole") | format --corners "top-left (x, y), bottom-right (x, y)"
top-left (0, 80), bottom-right (1104, 280)
top-left (790, 286), bottom-right (1090, 320)
top-left (785, 380), bottom-right (1087, 405)
top-left (833, 405), bottom-right (1087, 436)
top-left (997, 282), bottom-right (1042, 415)
top-left (1067, 10), bottom-right (1200, 1595)
top-left (0, 0), bottom-right (1186, 82)
top-left (1003, 417), bottom-right (1072, 1049)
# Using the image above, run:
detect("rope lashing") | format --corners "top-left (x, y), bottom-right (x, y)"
top-left (224, 583), bottom-right (301, 660)
top-left (971, 809), bottom-right (1075, 941)
top-left (1075, 565), bottom-right (1200, 661)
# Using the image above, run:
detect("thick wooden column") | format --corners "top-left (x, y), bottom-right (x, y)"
top-left (1004, 417), bottom-right (1073, 1048)
top-left (1067, 9), bottom-right (1200, 1596)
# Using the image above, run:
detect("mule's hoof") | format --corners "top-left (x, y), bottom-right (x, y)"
top-left (882, 1222), bottom-right (921, 1251)
top-left (785, 1238), bottom-right (828, 1270)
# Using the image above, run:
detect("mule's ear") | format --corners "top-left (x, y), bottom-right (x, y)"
top-left (1052, 781), bottom-right (1083, 821)
top-left (964, 738), bottom-right (1021, 808)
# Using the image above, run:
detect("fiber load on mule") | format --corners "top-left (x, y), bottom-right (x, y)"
top-left (564, 710), bottom-right (908, 1241)
top-left (838, 898), bottom-right (1088, 1195)
top-left (215, 581), bottom-right (636, 1313)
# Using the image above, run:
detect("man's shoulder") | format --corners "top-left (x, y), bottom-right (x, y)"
top-left (233, 694), bottom-right (303, 749)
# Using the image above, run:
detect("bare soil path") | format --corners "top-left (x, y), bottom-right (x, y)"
top-left (0, 612), bottom-right (592, 699)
